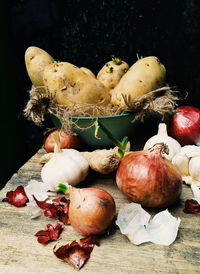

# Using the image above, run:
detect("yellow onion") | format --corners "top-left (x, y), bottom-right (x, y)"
top-left (116, 143), bottom-right (182, 208)
top-left (68, 186), bottom-right (116, 235)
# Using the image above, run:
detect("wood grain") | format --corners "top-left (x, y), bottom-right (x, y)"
top-left (0, 149), bottom-right (200, 274)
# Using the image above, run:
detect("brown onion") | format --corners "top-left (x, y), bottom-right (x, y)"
top-left (116, 143), bottom-right (182, 208)
top-left (68, 187), bottom-right (116, 235)
top-left (43, 129), bottom-right (80, 152)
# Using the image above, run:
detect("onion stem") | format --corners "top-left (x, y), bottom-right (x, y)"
top-left (94, 119), bottom-right (128, 158)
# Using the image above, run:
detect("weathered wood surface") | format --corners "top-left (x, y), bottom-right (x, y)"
top-left (0, 148), bottom-right (200, 274)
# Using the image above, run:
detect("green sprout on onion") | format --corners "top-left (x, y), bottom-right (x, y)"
top-left (94, 119), bottom-right (129, 158)
top-left (58, 183), bottom-right (70, 193)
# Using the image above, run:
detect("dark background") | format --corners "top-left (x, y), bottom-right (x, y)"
top-left (1, 0), bottom-right (200, 189)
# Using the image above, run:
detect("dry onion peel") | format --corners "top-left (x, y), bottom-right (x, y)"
top-left (35, 223), bottom-right (63, 244)
top-left (116, 203), bottom-right (181, 246)
top-left (6, 186), bottom-right (29, 207)
top-left (53, 236), bottom-right (100, 270)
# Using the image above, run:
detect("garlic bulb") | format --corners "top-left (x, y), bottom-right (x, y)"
top-left (41, 149), bottom-right (89, 191)
top-left (172, 145), bottom-right (200, 184)
top-left (143, 123), bottom-right (181, 161)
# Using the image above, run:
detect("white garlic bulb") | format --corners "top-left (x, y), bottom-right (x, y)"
top-left (41, 149), bottom-right (89, 191)
top-left (144, 123), bottom-right (181, 161)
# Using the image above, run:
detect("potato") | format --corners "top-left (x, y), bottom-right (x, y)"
top-left (80, 67), bottom-right (96, 78)
top-left (43, 62), bottom-right (110, 111)
top-left (25, 46), bottom-right (54, 87)
top-left (111, 56), bottom-right (166, 107)
top-left (97, 57), bottom-right (129, 90)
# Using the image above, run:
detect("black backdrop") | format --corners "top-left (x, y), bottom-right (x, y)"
top-left (1, 0), bottom-right (200, 188)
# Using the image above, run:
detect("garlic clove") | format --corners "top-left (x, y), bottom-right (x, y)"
top-left (39, 153), bottom-right (53, 164)
top-left (172, 154), bottom-right (190, 176)
top-left (189, 156), bottom-right (200, 181)
top-left (182, 175), bottom-right (200, 185)
top-left (179, 145), bottom-right (200, 158)
top-left (172, 145), bottom-right (200, 183)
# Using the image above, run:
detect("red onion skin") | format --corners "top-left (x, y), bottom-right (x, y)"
top-left (169, 106), bottom-right (200, 145)
top-left (116, 146), bottom-right (182, 208)
top-left (68, 187), bottom-right (116, 235)
top-left (44, 129), bottom-right (80, 152)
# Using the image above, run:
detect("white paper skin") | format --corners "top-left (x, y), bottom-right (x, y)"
top-left (116, 203), bottom-right (181, 246)
top-left (24, 179), bottom-right (50, 201)
top-left (26, 200), bottom-right (43, 219)
top-left (24, 179), bottom-right (50, 219)
top-left (190, 184), bottom-right (200, 204)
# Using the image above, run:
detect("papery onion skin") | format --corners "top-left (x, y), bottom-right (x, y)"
top-left (68, 187), bottom-right (116, 235)
top-left (169, 106), bottom-right (200, 146)
top-left (44, 129), bottom-right (80, 152)
top-left (116, 144), bottom-right (182, 208)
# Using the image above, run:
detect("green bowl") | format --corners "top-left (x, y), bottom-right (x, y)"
top-left (51, 113), bottom-right (138, 149)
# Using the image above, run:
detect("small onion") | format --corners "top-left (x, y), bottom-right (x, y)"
top-left (68, 186), bottom-right (116, 235)
top-left (169, 105), bottom-right (200, 146)
top-left (43, 129), bottom-right (80, 152)
top-left (116, 143), bottom-right (182, 208)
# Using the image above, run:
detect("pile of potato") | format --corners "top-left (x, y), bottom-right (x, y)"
top-left (25, 46), bottom-right (166, 113)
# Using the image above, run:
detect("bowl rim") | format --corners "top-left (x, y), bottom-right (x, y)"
top-left (70, 112), bottom-right (134, 120)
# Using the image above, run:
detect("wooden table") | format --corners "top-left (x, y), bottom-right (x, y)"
top-left (0, 148), bottom-right (200, 274)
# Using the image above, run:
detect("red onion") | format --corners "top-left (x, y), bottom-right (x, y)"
top-left (116, 143), bottom-right (182, 208)
top-left (68, 187), bottom-right (116, 235)
top-left (44, 129), bottom-right (80, 152)
top-left (169, 106), bottom-right (200, 146)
